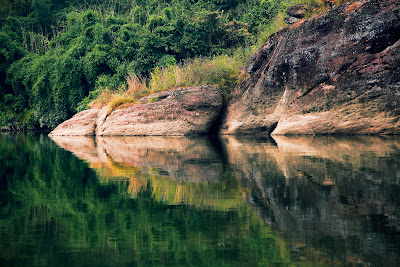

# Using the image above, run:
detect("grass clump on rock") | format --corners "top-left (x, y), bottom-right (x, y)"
top-left (87, 48), bottom-right (253, 111)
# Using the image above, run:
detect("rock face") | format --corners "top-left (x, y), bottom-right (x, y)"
top-left (49, 85), bottom-right (224, 136)
top-left (284, 4), bottom-right (308, 25)
top-left (285, 4), bottom-right (308, 24)
top-left (49, 108), bottom-right (101, 136)
top-left (221, 0), bottom-right (400, 135)
top-left (98, 86), bottom-right (223, 136)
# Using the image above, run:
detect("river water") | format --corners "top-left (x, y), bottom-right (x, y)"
top-left (1, 134), bottom-right (399, 266)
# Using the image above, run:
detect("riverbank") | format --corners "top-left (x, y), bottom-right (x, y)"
top-left (50, 0), bottom-right (400, 136)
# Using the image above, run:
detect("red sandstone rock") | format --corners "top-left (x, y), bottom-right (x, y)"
top-left (98, 85), bottom-right (223, 136)
top-left (50, 85), bottom-right (223, 136)
top-left (49, 109), bottom-right (101, 136)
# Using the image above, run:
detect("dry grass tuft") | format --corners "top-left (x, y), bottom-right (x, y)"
top-left (126, 73), bottom-right (148, 98)
top-left (345, 2), bottom-right (362, 13)
top-left (106, 94), bottom-right (134, 114)
top-left (148, 53), bottom-right (248, 95)
top-left (88, 73), bottom-right (149, 114)
top-left (89, 89), bottom-right (114, 109)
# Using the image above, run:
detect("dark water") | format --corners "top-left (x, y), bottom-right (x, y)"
top-left (1, 134), bottom-right (399, 266)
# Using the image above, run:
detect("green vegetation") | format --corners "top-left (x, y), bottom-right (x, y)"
top-left (0, 0), bottom-right (339, 130)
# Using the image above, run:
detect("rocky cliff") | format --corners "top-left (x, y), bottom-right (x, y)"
top-left (221, 0), bottom-right (400, 135)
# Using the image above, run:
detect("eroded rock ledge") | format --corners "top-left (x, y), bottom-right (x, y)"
top-left (49, 85), bottom-right (224, 136)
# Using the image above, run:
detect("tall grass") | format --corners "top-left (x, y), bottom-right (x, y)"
top-left (148, 48), bottom-right (252, 95)
top-left (89, 47), bottom-right (253, 111)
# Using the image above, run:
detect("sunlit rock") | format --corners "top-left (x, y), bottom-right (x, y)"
top-left (49, 109), bottom-right (101, 136)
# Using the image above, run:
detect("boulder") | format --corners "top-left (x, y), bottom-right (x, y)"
top-left (286, 4), bottom-right (308, 18)
top-left (49, 108), bottom-right (101, 136)
top-left (97, 85), bottom-right (224, 136)
top-left (221, 0), bottom-right (400, 135)
top-left (50, 85), bottom-right (223, 136)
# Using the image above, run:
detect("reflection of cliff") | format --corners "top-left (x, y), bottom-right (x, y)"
top-left (224, 136), bottom-right (400, 265)
top-left (225, 135), bottom-right (400, 184)
top-left (50, 136), bottom-right (243, 209)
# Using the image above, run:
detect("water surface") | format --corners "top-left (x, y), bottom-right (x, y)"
top-left (1, 134), bottom-right (399, 266)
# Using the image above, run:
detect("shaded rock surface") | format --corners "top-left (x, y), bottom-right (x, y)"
top-left (283, 16), bottom-right (299, 25)
top-left (222, 0), bottom-right (400, 135)
top-left (50, 85), bottom-right (223, 136)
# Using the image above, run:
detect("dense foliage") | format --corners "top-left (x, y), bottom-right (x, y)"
top-left (0, 0), bottom-right (313, 130)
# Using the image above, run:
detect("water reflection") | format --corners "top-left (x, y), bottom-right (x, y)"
top-left (50, 134), bottom-right (400, 265)
top-left (224, 135), bottom-right (400, 265)
top-left (51, 136), bottom-right (226, 182)
top-left (50, 136), bottom-right (240, 209)
top-left (1, 134), bottom-right (288, 266)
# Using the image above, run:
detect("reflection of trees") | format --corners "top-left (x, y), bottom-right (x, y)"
top-left (0, 134), bottom-right (290, 266)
